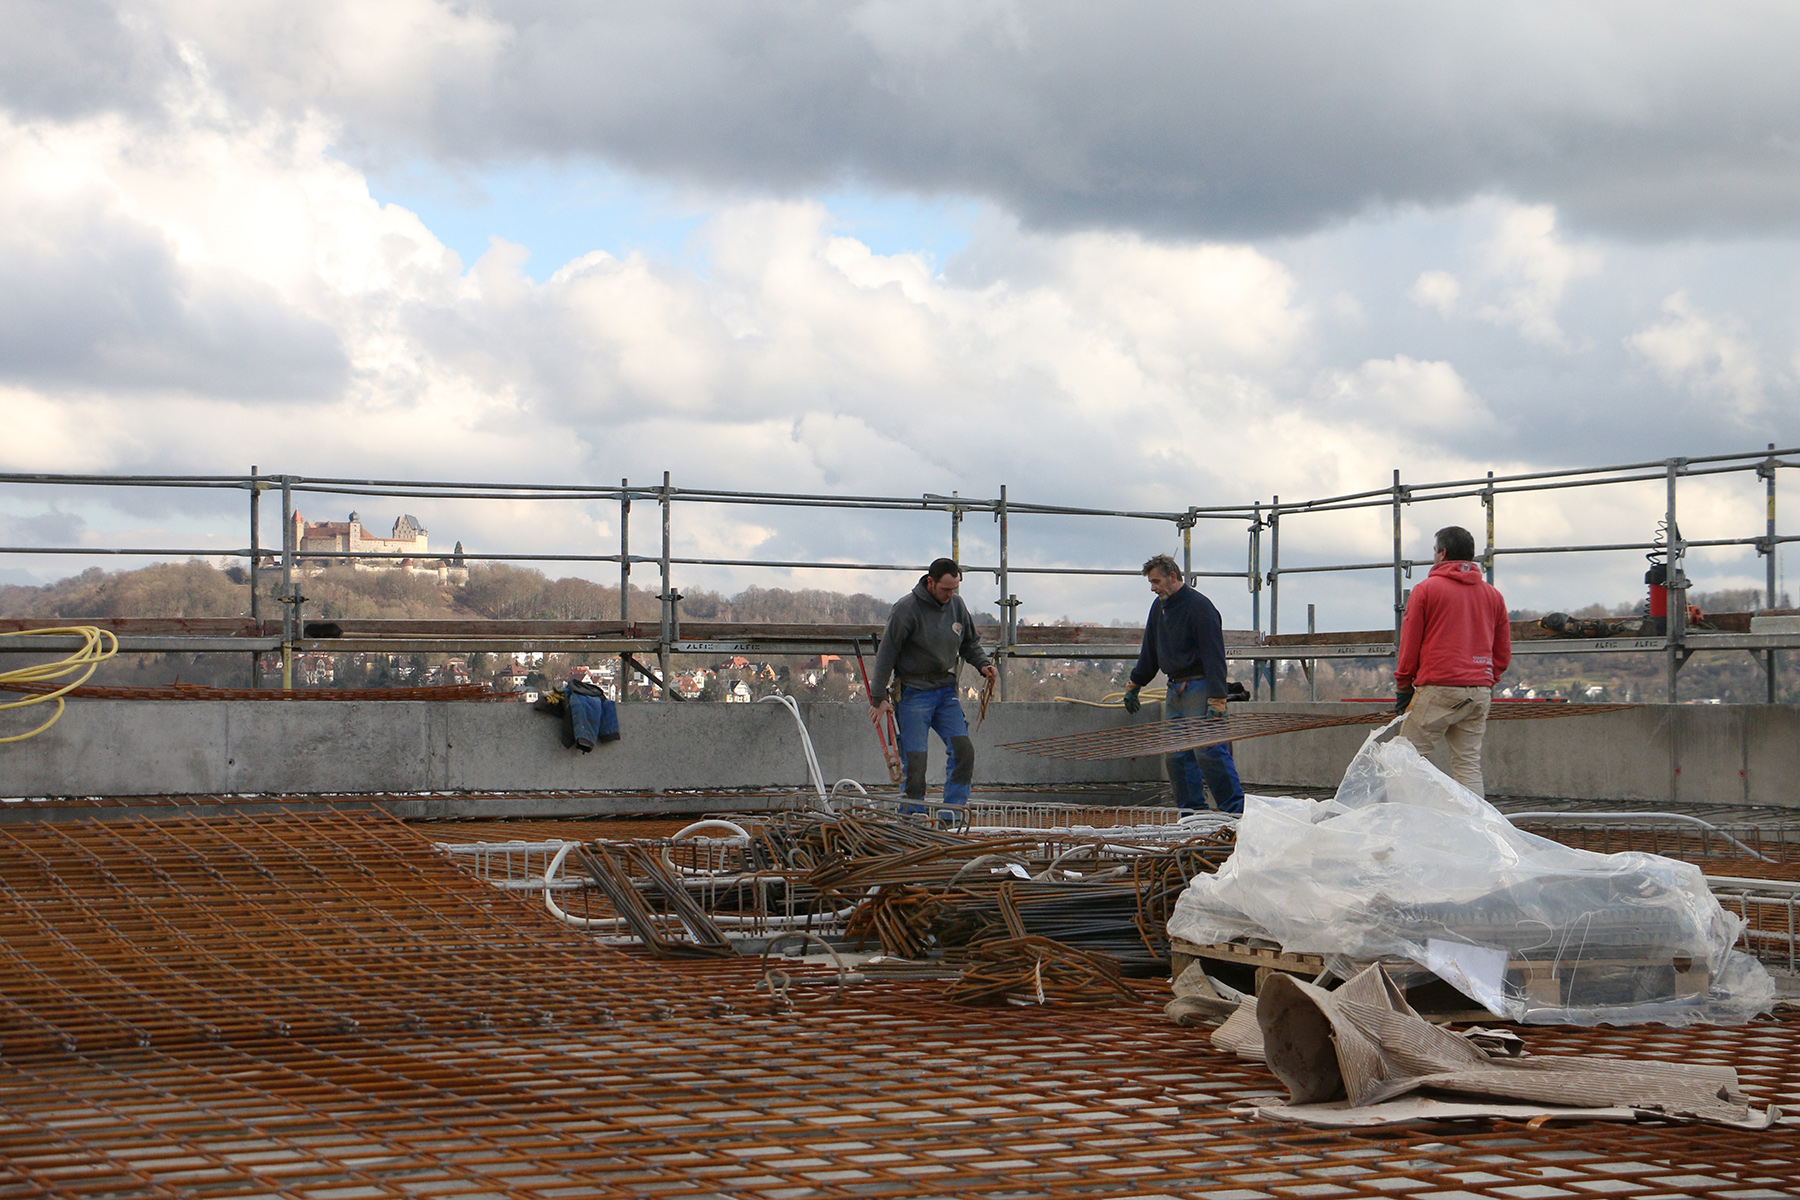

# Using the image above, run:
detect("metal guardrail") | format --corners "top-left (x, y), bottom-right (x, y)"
top-left (2, 444), bottom-right (1795, 702)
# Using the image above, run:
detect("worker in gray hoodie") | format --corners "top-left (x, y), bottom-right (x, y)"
top-left (869, 558), bottom-right (998, 812)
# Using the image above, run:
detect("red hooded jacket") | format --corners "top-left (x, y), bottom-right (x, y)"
top-left (1394, 559), bottom-right (1511, 690)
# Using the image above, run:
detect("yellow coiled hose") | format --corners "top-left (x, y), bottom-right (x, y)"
top-left (0, 626), bottom-right (119, 743)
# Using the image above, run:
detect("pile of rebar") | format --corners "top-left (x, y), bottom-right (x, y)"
top-left (834, 843), bottom-right (1212, 969)
top-left (520, 810), bottom-right (1236, 1001)
top-left (945, 935), bottom-right (1142, 1006)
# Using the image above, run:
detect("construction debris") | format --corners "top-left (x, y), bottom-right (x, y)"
top-left (944, 935), bottom-right (1142, 1006)
top-left (513, 807), bottom-right (1236, 1002)
top-left (1164, 959), bottom-right (1246, 1025)
top-left (1169, 722), bottom-right (1778, 1025)
top-left (1215, 964), bottom-right (1778, 1129)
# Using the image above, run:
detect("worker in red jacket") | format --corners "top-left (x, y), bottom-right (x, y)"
top-left (1393, 525), bottom-right (1512, 795)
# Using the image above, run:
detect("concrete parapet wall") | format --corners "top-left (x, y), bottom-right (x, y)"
top-left (4, 697), bottom-right (1796, 813)
top-left (1230, 702), bottom-right (1800, 808)
top-left (0, 697), bottom-right (1161, 810)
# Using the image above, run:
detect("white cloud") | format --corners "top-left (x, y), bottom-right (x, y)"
top-left (1626, 291), bottom-right (1768, 418)
top-left (1473, 205), bottom-right (1601, 348)
top-left (1318, 356), bottom-right (1494, 436)
top-left (0, 388), bottom-right (116, 471)
top-left (156, 0), bottom-right (509, 131)
top-left (1411, 203), bottom-right (1600, 348)
top-left (0, 81), bottom-right (1336, 502)
top-left (1409, 270), bottom-right (1461, 315)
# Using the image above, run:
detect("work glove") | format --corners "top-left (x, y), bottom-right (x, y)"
top-left (1207, 696), bottom-right (1228, 717)
top-left (1395, 689), bottom-right (1413, 714)
top-left (1122, 688), bottom-right (1142, 714)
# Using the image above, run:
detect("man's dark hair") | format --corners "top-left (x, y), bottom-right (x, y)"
top-left (1435, 526), bottom-right (1476, 562)
top-left (926, 557), bottom-right (962, 581)
top-left (1141, 553), bottom-right (1182, 580)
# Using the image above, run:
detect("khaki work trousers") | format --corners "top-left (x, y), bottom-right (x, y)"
top-left (1398, 685), bottom-right (1492, 796)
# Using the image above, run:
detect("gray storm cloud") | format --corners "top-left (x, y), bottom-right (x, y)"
top-left (13, 0), bottom-right (1799, 240)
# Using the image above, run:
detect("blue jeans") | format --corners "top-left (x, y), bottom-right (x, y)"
top-left (1164, 678), bottom-right (1243, 814)
top-left (896, 683), bottom-right (975, 808)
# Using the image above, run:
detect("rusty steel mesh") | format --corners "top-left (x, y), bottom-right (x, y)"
top-left (3, 809), bottom-right (1799, 1200)
top-left (1007, 703), bottom-right (1643, 760)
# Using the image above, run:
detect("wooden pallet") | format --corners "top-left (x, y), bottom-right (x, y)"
top-left (1171, 937), bottom-right (1711, 1016)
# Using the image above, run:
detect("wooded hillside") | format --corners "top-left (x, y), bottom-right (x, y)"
top-left (2, 562), bottom-right (1789, 702)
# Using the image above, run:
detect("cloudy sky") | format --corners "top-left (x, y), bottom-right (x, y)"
top-left (2, 1), bottom-right (1797, 627)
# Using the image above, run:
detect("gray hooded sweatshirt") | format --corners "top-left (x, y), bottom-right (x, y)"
top-left (870, 577), bottom-right (992, 696)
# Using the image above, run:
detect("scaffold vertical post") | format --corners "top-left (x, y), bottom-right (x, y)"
top-left (659, 471), bottom-right (672, 701)
top-left (1392, 471), bottom-right (1405, 644)
top-left (1666, 458), bottom-right (1687, 703)
top-left (1182, 513), bottom-right (1192, 580)
top-left (950, 491), bottom-right (961, 562)
top-left (997, 484), bottom-right (1009, 702)
top-left (1306, 602), bottom-right (1317, 701)
top-left (1483, 470), bottom-right (1496, 584)
top-left (1764, 445), bottom-right (1779, 703)
top-left (1267, 496), bottom-right (1280, 702)
top-left (620, 477), bottom-right (631, 700)
top-left (1249, 503), bottom-right (1262, 636)
top-left (249, 465), bottom-right (261, 688)
top-left (1248, 503), bottom-right (1262, 699)
top-left (280, 475), bottom-right (294, 690)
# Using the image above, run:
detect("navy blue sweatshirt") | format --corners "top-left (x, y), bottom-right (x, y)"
top-left (1130, 584), bottom-right (1228, 696)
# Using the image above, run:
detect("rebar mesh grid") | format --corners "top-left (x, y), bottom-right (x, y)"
top-left (3, 809), bottom-right (1799, 1200)
top-left (1507, 823), bottom-right (1800, 867)
top-left (5, 983), bottom-right (1799, 1199)
top-left (425, 817), bottom-right (703, 843)
top-left (0, 812), bottom-right (707, 1057)
top-left (961, 798), bottom-right (1190, 832)
top-left (2, 787), bottom-right (830, 811)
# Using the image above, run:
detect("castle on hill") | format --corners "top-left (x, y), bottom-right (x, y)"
top-left (286, 511), bottom-right (468, 583)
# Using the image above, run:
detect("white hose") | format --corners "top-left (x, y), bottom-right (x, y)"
top-left (671, 819), bottom-right (751, 842)
top-left (543, 842), bottom-right (629, 930)
top-left (758, 693), bottom-right (828, 804)
top-left (661, 819), bottom-right (752, 877)
top-left (759, 693), bottom-right (874, 810)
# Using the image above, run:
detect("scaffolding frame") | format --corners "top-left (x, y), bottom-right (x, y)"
top-left (2, 442), bottom-right (1796, 702)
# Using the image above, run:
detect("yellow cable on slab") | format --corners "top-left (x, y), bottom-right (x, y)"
top-left (0, 626), bottom-right (119, 743)
top-left (1053, 688), bottom-right (1166, 708)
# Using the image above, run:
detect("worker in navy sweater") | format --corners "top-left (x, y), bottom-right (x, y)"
top-left (870, 558), bottom-right (998, 813)
top-left (1394, 525), bottom-right (1512, 795)
top-left (1123, 554), bottom-right (1244, 814)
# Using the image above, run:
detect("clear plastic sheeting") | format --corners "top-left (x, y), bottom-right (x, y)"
top-left (1168, 720), bottom-right (1776, 1026)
